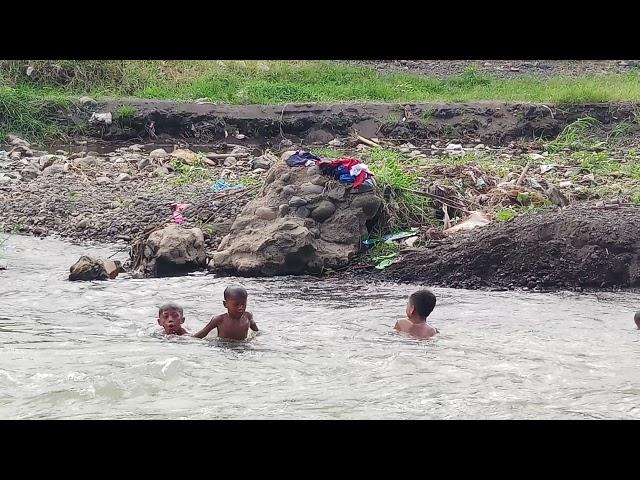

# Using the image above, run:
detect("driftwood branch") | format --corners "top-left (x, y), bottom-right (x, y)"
top-left (515, 161), bottom-right (531, 187)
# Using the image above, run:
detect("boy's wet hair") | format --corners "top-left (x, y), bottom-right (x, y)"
top-left (158, 302), bottom-right (184, 317)
top-left (409, 289), bottom-right (437, 318)
top-left (224, 285), bottom-right (248, 300)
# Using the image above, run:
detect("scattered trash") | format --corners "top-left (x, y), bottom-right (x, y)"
top-left (211, 179), bottom-right (245, 193)
top-left (444, 143), bottom-right (465, 156)
top-left (170, 203), bottom-right (191, 224)
top-left (373, 253), bottom-right (399, 270)
top-left (89, 112), bottom-right (112, 126)
top-left (403, 236), bottom-right (419, 247)
top-left (443, 211), bottom-right (491, 235)
top-left (528, 153), bottom-right (545, 161)
top-left (362, 229), bottom-right (418, 247)
top-left (235, 134), bottom-right (246, 140)
top-left (540, 164), bottom-right (557, 174)
top-left (558, 181), bottom-right (573, 188)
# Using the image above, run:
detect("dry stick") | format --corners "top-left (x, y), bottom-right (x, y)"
top-left (353, 133), bottom-right (380, 148)
top-left (515, 161), bottom-right (531, 187)
top-left (206, 153), bottom-right (250, 160)
top-left (397, 186), bottom-right (476, 211)
top-left (279, 103), bottom-right (289, 139)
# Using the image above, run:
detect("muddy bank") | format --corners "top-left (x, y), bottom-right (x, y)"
top-left (57, 100), bottom-right (640, 146)
top-left (376, 207), bottom-right (640, 291)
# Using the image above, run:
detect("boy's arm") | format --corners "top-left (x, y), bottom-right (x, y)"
top-left (248, 312), bottom-right (259, 332)
top-left (193, 315), bottom-right (222, 339)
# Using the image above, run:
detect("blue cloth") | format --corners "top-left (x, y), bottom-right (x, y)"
top-left (286, 150), bottom-right (321, 167)
top-left (339, 173), bottom-right (355, 183)
top-left (211, 179), bottom-right (244, 192)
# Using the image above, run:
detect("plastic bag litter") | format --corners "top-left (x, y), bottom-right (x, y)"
top-left (443, 211), bottom-right (491, 236)
top-left (362, 228), bottom-right (418, 247)
top-left (211, 179), bottom-right (245, 192)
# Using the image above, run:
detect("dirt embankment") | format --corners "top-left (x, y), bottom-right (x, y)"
top-left (378, 207), bottom-right (640, 291)
top-left (60, 100), bottom-right (640, 146)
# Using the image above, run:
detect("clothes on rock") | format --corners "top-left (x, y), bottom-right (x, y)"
top-left (286, 151), bottom-right (376, 192)
top-left (286, 150), bottom-right (321, 167)
top-left (318, 158), bottom-right (372, 188)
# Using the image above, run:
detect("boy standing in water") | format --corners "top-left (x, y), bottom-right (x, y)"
top-left (394, 289), bottom-right (439, 339)
top-left (194, 285), bottom-right (258, 341)
top-left (157, 303), bottom-right (189, 336)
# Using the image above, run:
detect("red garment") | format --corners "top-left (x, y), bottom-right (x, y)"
top-left (328, 158), bottom-right (368, 188)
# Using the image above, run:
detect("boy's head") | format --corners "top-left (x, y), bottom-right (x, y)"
top-left (406, 289), bottom-right (437, 320)
top-left (157, 302), bottom-right (185, 334)
top-left (223, 285), bottom-right (248, 318)
top-left (635, 311), bottom-right (640, 329)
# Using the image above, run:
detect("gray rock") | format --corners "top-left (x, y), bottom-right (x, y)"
top-left (42, 164), bottom-right (66, 176)
top-left (223, 156), bottom-right (237, 167)
top-left (209, 164), bottom-right (382, 276)
top-left (135, 224), bottom-right (207, 277)
top-left (251, 155), bottom-right (272, 170)
top-left (69, 256), bottom-right (109, 281)
top-left (288, 196), bottom-right (308, 207)
top-left (96, 176), bottom-right (110, 185)
top-left (79, 96), bottom-right (96, 105)
top-left (300, 182), bottom-right (324, 195)
top-left (282, 185), bottom-right (298, 196)
top-left (278, 204), bottom-right (290, 217)
top-left (7, 135), bottom-right (30, 147)
top-left (153, 166), bottom-right (170, 177)
top-left (255, 207), bottom-right (278, 221)
top-left (102, 259), bottom-right (122, 279)
top-left (294, 207), bottom-right (310, 218)
top-left (116, 173), bottom-right (132, 182)
top-left (149, 148), bottom-right (168, 160)
top-left (0, 176), bottom-right (11, 185)
top-left (327, 186), bottom-right (346, 201)
top-left (76, 218), bottom-right (90, 229)
top-left (137, 158), bottom-right (150, 170)
top-left (20, 166), bottom-right (40, 180)
top-left (310, 201), bottom-right (336, 223)
top-left (351, 194), bottom-right (382, 219)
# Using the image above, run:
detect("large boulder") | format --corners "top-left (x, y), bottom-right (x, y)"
top-left (210, 162), bottom-right (382, 276)
top-left (69, 256), bottom-right (122, 281)
top-left (135, 224), bottom-right (207, 277)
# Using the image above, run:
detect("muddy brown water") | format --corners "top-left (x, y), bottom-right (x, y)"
top-left (1, 235), bottom-right (640, 419)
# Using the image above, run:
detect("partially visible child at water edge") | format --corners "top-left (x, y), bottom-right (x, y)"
top-left (193, 285), bottom-right (258, 341)
top-left (394, 289), bottom-right (439, 339)
top-left (635, 311), bottom-right (640, 330)
top-left (157, 302), bottom-right (189, 336)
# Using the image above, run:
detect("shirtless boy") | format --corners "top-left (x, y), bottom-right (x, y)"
top-left (193, 285), bottom-right (258, 340)
top-left (157, 302), bottom-right (189, 336)
top-left (394, 289), bottom-right (439, 339)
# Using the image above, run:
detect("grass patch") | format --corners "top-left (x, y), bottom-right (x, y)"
top-left (170, 158), bottom-right (212, 186)
top-left (365, 147), bottom-right (435, 229)
top-left (0, 86), bottom-right (71, 143)
top-left (572, 151), bottom-right (640, 179)
top-left (495, 208), bottom-right (516, 222)
top-left (4, 60), bottom-right (640, 143)
top-left (545, 116), bottom-right (600, 153)
top-left (313, 147), bottom-right (343, 158)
